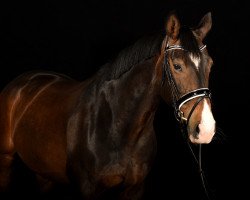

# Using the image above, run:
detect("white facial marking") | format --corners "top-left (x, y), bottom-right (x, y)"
top-left (189, 99), bottom-right (215, 144)
top-left (198, 99), bottom-right (215, 143)
top-left (190, 54), bottom-right (200, 69)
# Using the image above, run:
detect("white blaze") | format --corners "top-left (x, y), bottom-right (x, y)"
top-left (190, 54), bottom-right (200, 69)
top-left (198, 99), bottom-right (216, 143)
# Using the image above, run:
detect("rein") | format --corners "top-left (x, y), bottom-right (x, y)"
top-left (162, 42), bottom-right (213, 199)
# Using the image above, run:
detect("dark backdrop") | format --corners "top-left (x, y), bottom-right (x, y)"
top-left (1, 0), bottom-right (249, 199)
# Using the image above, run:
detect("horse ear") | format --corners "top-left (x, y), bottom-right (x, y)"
top-left (195, 12), bottom-right (212, 40)
top-left (166, 12), bottom-right (180, 41)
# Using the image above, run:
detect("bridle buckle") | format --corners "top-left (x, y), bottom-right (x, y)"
top-left (175, 110), bottom-right (187, 124)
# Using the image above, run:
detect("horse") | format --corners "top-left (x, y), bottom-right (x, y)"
top-left (0, 11), bottom-right (215, 199)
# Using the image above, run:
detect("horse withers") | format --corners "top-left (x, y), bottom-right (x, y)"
top-left (0, 12), bottom-right (215, 199)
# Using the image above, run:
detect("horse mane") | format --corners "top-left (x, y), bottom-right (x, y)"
top-left (95, 25), bottom-right (201, 84)
top-left (96, 32), bottom-right (165, 82)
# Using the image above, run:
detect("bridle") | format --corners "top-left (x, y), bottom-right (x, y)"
top-left (162, 43), bottom-right (211, 131)
top-left (161, 41), bottom-right (213, 200)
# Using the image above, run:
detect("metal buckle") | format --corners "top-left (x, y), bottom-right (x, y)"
top-left (175, 109), bottom-right (187, 124)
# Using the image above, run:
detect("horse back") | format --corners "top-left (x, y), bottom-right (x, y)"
top-left (0, 71), bottom-right (84, 182)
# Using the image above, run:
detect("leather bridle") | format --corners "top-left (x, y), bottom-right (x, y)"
top-left (161, 42), bottom-right (214, 200)
top-left (162, 43), bottom-right (211, 132)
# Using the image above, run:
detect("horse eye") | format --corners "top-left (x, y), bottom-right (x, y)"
top-left (173, 64), bottom-right (182, 71)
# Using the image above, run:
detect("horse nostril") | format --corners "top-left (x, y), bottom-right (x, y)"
top-left (193, 124), bottom-right (200, 139)
top-left (196, 124), bottom-right (200, 134)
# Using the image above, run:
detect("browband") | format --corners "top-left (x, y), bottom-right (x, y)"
top-left (165, 44), bottom-right (206, 52)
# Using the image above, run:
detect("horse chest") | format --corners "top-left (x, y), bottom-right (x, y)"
top-left (98, 154), bottom-right (152, 188)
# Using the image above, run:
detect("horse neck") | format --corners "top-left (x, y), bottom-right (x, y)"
top-left (95, 56), bottom-right (161, 142)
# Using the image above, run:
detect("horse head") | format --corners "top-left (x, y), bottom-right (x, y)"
top-left (158, 12), bottom-right (215, 144)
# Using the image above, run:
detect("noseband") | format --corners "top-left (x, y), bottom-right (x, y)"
top-left (162, 43), bottom-right (211, 130)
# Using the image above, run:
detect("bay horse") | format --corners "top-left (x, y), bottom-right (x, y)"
top-left (0, 12), bottom-right (215, 199)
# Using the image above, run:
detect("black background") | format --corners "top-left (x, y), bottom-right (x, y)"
top-left (1, 0), bottom-right (249, 199)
